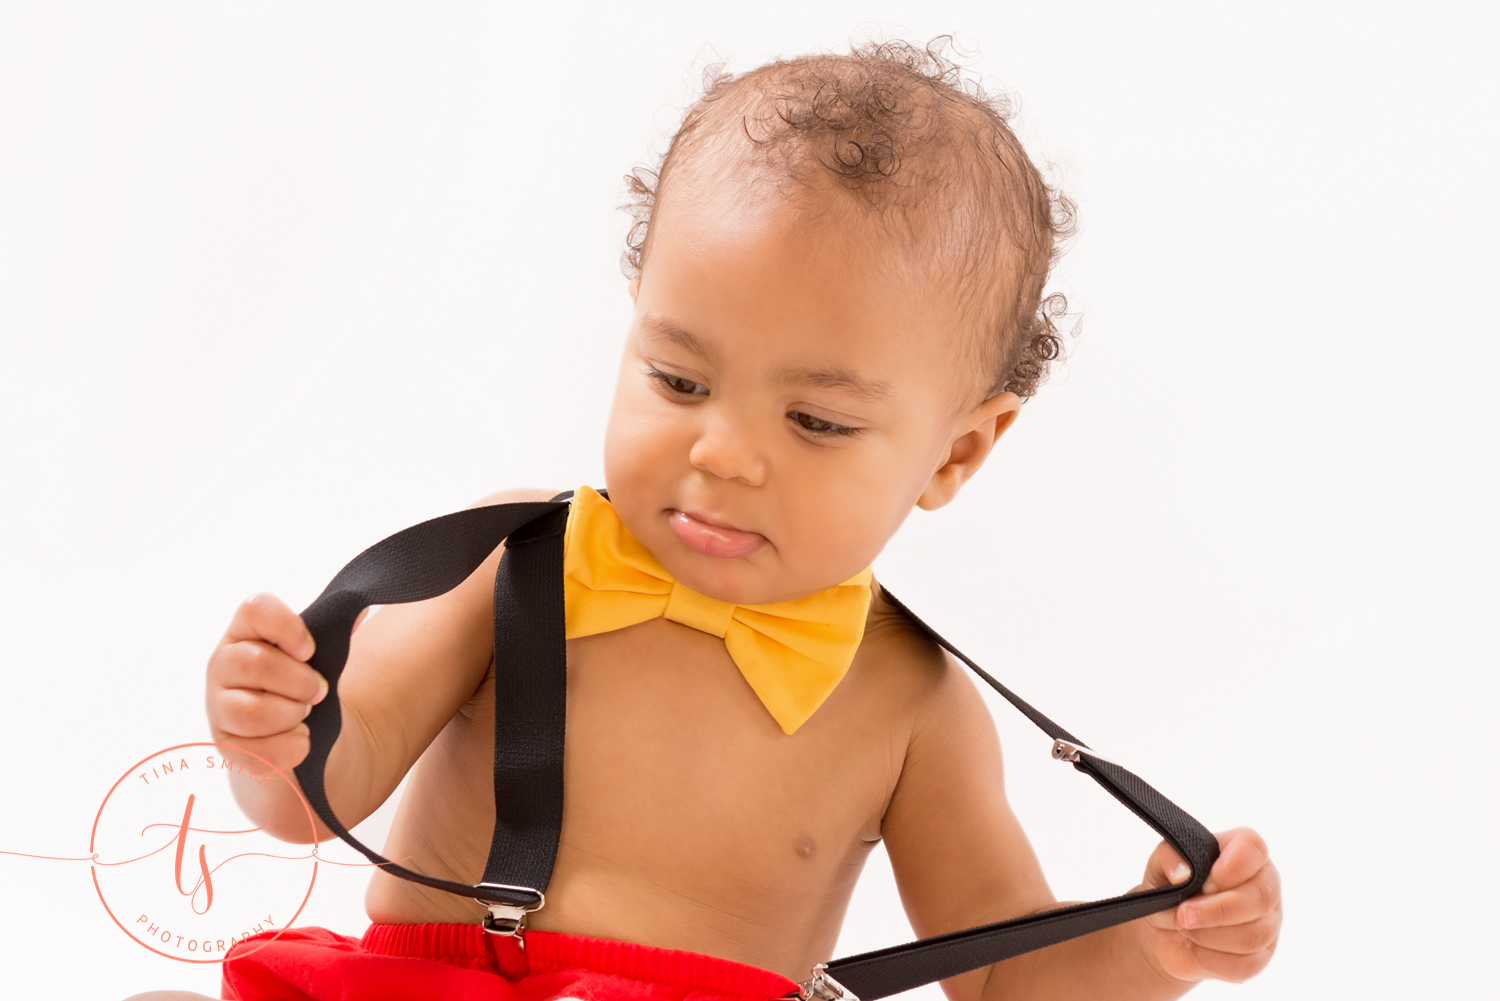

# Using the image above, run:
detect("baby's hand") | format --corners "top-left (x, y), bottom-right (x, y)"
top-left (1137, 828), bottom-right (1281, 984)
top-left (206, 594), bottom-right (328, 775)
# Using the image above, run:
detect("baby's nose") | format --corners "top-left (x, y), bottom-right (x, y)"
top-left (688, 413), bottom-right (768, 486)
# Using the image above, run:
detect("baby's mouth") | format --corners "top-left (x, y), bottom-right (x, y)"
top-left (667, 509), bottom-right (767, 559)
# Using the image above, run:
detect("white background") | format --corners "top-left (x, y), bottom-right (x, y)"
top-left (1, 3), bottom-right (1495, 999)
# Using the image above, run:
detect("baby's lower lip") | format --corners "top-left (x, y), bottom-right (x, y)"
top-left (667, 510), bottom-right (767, 559)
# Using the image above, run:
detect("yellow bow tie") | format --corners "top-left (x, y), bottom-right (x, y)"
top-left (562, 486), bottom-right (873, 734)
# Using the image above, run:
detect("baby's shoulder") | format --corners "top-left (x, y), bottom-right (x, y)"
top-left (852, 585), bottom-right (990, 727)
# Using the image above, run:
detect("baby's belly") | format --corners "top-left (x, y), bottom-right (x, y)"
top-left (363, 620), bottom-right (894, 980)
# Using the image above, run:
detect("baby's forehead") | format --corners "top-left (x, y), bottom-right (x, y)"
top-left (634, 228), bottom-right (985, 411)
top-left (657, 165), bottom-right (996, 362)
top-left (658, 154), bottom-right (974, 309)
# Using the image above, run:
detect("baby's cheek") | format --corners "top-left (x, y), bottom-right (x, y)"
top-left (604, 403), bottom-right (676, 489)
top-left (782, 488), bottom-right (896, 584)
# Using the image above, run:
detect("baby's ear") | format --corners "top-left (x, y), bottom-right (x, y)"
top-left (628, 275), bottom-right (641, 302)
top-left (917, 392), bottom-right (1022, 511)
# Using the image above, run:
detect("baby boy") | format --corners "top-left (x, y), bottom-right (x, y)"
top-left (147, 40), bottom-right (1280, 1001)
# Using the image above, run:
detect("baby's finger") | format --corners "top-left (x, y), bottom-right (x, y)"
top-left (1202, 827), bottom-right (1271, 894)
top-left (1141, 839), bottom-right (1198, 931)
top-left (1178, 862), bottom-right (1280, 930)
top-left (1185, 942), bottom-right (1276, 984)
top-left (213, 640), bottom-right (328, 705)
top-left (211, 727), bottom-right (312, 777)
top-left (225, 593), bottom-right (315, 662)
top-left (1141, 839), bottom-right (1193, 890)
top-left (1179, 912), bottom-right (1281, 955)
top-left (214, 689), bottom-right (315, 739)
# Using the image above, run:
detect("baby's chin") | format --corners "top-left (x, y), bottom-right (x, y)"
top-left (654, 540), bottom-right (858, 606)
top-left (650, 541), bottom-right (784, 606)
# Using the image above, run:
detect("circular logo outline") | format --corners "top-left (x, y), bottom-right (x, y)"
top-left (89, 741), bottom-right (320, 964)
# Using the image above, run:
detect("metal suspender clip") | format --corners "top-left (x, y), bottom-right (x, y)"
top-left (799, 964), bottom-right (860, 1001)
top-left (474, 883), bottom-right (546, 938)
top-left (1051, 739), bottom-right (1110, 765)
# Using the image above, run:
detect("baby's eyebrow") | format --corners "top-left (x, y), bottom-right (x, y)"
top-left (774, 365), bottom-right (894, 403)
top-left (640, 317), bottom-right (720, 365)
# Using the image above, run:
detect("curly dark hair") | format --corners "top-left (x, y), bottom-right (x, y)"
top-left (621, 38), bottom-right (1076, 399)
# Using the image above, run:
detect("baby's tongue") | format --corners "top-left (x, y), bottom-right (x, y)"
top-left (668, 510), bottom-right (766, 559)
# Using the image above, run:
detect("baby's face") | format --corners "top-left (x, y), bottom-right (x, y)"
top-left (603, 175), bottom-right (1019, 605)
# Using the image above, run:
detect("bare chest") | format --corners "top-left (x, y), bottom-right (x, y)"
top-left (368, 617), bottom-right (905, 973)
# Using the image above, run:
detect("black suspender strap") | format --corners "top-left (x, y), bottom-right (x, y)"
top-left (295, 499), bottom-right (568, 908)
top-left (292, 499), bottom-right (1219, 1000)
top-left (480, 504), bottom-right (569, 911)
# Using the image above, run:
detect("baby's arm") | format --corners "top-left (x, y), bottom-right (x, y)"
top-left (882, 660), bottom-right (1280, 1001)
top-left (204, 488), bottom-right (553, 841)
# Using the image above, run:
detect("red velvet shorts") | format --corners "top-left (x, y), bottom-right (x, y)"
top-left (222, 924), bottom-right (800, 1001)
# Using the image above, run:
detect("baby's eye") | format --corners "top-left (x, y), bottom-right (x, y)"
top-left (648, 369), bottom-right (709, 397)
top-left (789, 411), bottom-right (862, 438)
